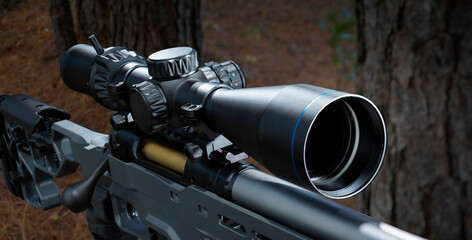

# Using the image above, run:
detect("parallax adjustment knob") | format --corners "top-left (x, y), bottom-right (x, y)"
top-left (146, 47), bottom-right (199, 80)
top-left (129, 81), bottom-right (168, 133)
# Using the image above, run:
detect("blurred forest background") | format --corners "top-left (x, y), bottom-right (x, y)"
top-left (0, 0), bottom-right (470, 240)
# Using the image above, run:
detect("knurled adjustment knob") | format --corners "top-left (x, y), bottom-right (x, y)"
top-left (129, 81), bottom-right (168, 133)
top-left (146, 47), bottom-right (199, 80)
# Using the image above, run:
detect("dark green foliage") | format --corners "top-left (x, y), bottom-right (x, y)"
top-left (318, 7), bottom-right (357, 79)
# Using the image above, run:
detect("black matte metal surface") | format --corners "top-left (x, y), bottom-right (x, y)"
top-left (204, 85), bottom-right (386, 198)
top-left (231, 169), bottom-right (378, 240)
top-left (60, 44), bottom-right (97, 96)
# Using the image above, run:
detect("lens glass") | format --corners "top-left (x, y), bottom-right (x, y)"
top-left (305, 100), bottom-right (358, 184)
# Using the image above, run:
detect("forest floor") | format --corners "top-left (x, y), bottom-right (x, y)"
top-left (0, 0), bottom-right (354, 239)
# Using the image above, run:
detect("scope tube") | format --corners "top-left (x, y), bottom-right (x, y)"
top-left (231, 169), bottom-right (425, 240)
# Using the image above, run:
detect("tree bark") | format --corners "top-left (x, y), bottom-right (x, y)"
top-left (50, 0), bottom-right (77, 58)
top-left (355, 1), bottom-right (472, 240)
top-left (76, 0), bottom-right (109, 42)
top-left (75, 0), bottom-right (204, 58)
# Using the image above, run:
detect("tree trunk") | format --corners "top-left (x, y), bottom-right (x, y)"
top-left (50, 0), bottom-right (77, 58)
top-left (355, 1), bottom-right (472, 240)
top-left (75, 0), bottom-right (109, 42)
top-left (75, 0), bottom-right (203, 58)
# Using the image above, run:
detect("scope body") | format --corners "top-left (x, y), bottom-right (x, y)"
top-left (60, 42), bottom-right (386, 199)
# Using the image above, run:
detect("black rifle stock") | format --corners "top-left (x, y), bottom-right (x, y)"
top-left (0, 35), bottom-right (425, 240)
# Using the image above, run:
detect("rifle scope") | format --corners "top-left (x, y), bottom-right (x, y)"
top-left (60, 36), bottom-right (386, 199)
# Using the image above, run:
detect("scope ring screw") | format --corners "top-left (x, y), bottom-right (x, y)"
top-left (181, 103), bottom-right (203, 120)
top-left (184, 142), bottom-right (204, 163)
top-left (110, 113), bottom-right (128, 130)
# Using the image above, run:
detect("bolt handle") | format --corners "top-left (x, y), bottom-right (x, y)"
top-left (61, 153), bottom-right (109, 213)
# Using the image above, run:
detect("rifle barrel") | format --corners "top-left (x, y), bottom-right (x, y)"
top-left (231, 169), bottom-right (425, 240)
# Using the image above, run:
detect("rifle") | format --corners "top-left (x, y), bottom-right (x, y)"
top-left (0, 35), bottom-right (424, 240)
